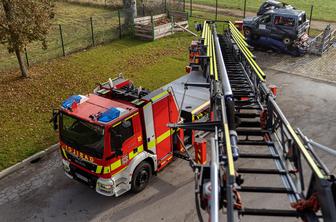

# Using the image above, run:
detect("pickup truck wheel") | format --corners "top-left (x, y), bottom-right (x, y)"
top-left (131, 161), bottom-right (152, 193)
top-left (283, 37), bottom-right (292, 45)
top-left (243, 27), bottom-right (252, 37)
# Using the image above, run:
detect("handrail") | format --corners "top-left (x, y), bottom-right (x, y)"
top-left (228, 21), bottom-right (266, 82)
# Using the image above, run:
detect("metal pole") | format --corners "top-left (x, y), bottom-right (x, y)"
top-left (59, 24), bottom-right (65, 56)
top-left (243, 0), bottom-right (247, 18)
top-left (190, 0), bottom-right (192, 17)
top-left (90, 17), bottom-right (95, 46)
top-left (215, 0), bottom-right (218, 20)
top-left (308, 5), bottom-right (314, 35)
top-left (24, 47), bottom-right (29, 67)
top-left (118, 10), bottom-right (122, 39)
top-left (210, 137), bottom-right (219, 222)
top-left (164, 0), bottom-right (167, 13)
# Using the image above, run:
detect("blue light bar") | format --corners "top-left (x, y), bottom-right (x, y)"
top-left (98, 108), bottom-right (121, 123)
top-left (62, 95), bottom-right (82, 109)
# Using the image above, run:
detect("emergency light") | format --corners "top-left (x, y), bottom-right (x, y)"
top-left (98, 107), bottom-right (126, 123)
top-left (62, 95), bottom-right (88, 109)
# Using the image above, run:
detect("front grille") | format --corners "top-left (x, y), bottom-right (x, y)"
top-left (66, 151), bottom-right (97, 172)
top-left (69, 164), bottom-right (98, 188)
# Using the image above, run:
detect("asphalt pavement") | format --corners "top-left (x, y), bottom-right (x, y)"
top-left (0, 71), bottom-right (335, 222)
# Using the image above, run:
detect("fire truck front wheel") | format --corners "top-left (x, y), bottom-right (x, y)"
top-left (131, 161), bottom-right (152, 193)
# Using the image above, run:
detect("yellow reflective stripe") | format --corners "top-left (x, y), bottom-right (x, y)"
top-left (230, 33), bottom-right (265, 81)
top-left (229, 21), bottom-right (246, 41)
top-left (212, 33), bottom-right (218, 81)
top-left (224, 123), bottom-right (235, 177)
top-left (202, 21), bottom-right (207, 39)
top-left (104, 166), bottom-right (111, 174)
top-left (110, 159), bottom-right (122, 171)
top-left (287, 125), bottom-right (325, 179)
top-left (96, 165), bottom-right (103, 174)
top-left (113, 121), bottom-right (122, 127)
top-left (148, 139), bottom-right (156, 149)
top-left (129, 144), bottom-right (144, 160)
top-left (62, 148), bottom-right (68, 159)
top-left (151, 90), bottom-right (169, 102)
top-left (156, 130), bottom-right (171, 145)
top-left (125, 112), bottom-right (138, 121)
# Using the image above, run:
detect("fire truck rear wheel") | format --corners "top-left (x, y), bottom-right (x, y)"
top-left (131, 161), bottom-right (152, 193)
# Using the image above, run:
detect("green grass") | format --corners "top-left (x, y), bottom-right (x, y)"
top-left (192, 0), bottom-right (336, 22)
top-left (0, 2), bottom-right (121, 71)
top-left (0, 32), bottom-right (197, 170)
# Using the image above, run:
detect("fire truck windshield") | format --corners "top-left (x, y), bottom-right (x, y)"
top-left (60, 113), bottom-right (105, 159)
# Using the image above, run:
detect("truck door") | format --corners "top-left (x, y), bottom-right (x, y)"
top-left (151, 94), bottom-right (173, 163)
top-left (272, 15), bottom-right (296, 40)
top-left (109, 113), bottom-right (143, 174)
top-left (256, 14), bottom-right (272, 37)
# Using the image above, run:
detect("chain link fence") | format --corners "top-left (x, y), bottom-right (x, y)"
top-left (0, 10), bottom-right (131, 71)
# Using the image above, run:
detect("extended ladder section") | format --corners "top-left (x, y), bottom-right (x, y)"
top-left (171, 21), bottom-right (336, 222)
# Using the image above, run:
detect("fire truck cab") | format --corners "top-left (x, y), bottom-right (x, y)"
top-left (52, 38), bottom-right (211, 197)
top-left (56, 77), bottom-right (183, 196)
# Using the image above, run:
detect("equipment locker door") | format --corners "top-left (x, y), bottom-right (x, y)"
top-left (152, 97), bottom-right (172, 162)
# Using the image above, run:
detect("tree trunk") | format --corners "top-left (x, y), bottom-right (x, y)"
top-left (14, 47), bottom-right (28, 77)
top-left (123, 0), bottom-right (137, 27)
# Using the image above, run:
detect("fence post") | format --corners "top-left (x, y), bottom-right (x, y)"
top-left (24, 47), bottom-right (29, 67)
top-left (243, 0), bottom-right (247, 18)
top-left (59, 24), bottom-right (65, 56)
top-left (164, 0), bottom-right (167, 13)
top-left (90, 17), bottom-right (95, 46)
top-left (151, 14), bottom-right (155, 41)
top-left (190, 0), bottom-right (193, 17)
top-left (142, 3), bottom-right (145, 16)
top-left (308, 5), bottom-right (314, 35)
top-left (215, 0), bottom-right (218, 20)
top-left (183, 0), bottom-right (185, 12)
top-left (118, 10), bottom-right (122, 39)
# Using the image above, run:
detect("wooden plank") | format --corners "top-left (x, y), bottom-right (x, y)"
top-left (153, 14), bottom-right (167, 20)
top-left (154, 32), bottom-right (172, 40)
top-left (154, 23), bottom-right (171, 31)
top-left (135, 33), bottom-right (153, 39)
top-left (134, 16), bottom-right (151, 23)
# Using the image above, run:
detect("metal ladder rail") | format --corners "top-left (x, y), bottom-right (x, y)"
top-left (218, 33), bottom-right (313, 220)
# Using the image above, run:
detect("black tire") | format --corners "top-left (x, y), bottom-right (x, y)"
top-left (131, 161), bottom-right (152, 193)
top-left (243, 27), bottom-right (252, 37)
top-left (283, 37), bottom-right (292, 45)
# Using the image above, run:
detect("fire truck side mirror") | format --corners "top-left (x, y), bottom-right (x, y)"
top-left (51, 109), bottom-right (59, 131)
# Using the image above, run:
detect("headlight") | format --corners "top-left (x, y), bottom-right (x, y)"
top-left (100, 184), bottom-right (113, 189)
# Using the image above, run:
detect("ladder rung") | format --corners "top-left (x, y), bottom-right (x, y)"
top-left (237, 168), bottom-right (286, 175)
top-left (239, 153), bottom-right (279, 159)
top-left (240, 208), bottom-right (300, 217)
top-left (237, 186), bottom-right (295, 194)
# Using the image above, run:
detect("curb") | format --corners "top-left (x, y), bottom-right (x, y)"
top-left (0, 143), bottom-right (59, 180)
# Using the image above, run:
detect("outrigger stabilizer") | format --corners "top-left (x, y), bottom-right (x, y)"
top-left (169, 20), bottom-right (336, 222)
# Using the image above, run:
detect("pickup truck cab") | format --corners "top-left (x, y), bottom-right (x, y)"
top-left (243, 8), bottom-right (309, 45)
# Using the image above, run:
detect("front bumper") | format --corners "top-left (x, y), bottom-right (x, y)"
top-left (62, 159), bottom-right (116, 196)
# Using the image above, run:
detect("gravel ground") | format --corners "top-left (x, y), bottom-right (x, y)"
top-left (255, 47), bottom-right (336, 84)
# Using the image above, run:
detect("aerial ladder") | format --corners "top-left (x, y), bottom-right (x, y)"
top-left (169, 21), bottom-right (336, 222)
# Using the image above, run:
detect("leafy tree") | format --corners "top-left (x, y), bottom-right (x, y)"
top-left (0, 0), bottom-right (54, 77)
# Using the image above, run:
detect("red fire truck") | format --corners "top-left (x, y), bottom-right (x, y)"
top-left (52, 66), bottom-right (209, 196)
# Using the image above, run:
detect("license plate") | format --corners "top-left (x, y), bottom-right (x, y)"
top-left (75, 173), bottom-right (89, 183)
